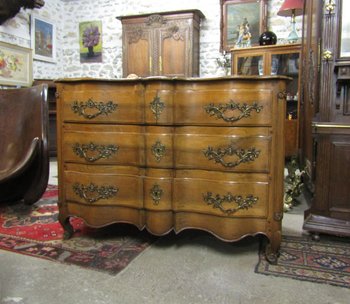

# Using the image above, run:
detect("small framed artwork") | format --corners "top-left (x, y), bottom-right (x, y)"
top-left (0, 41), bottom-right (33, 87)
top-left (221, 0), bottom-right (267, 51)
top-left (31, 14), bottom-right (56, 63)
top-left (79, 20), bottom-right (102, 63)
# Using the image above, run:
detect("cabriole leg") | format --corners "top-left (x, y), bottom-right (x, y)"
top-left (58, 214), bottom-right (74, 239)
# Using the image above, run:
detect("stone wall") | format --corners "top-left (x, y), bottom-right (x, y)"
top-left (0, 0), bottom-right (303, 80)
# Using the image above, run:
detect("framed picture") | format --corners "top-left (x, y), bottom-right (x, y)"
top-left (0, 41), bottom-right (33, 87)
top-left (31, 14), bottom-right (56, 63)
top-left (79, 20), bottom-right (102, 63)
top-left (221, 0), bottom-right (267, 51)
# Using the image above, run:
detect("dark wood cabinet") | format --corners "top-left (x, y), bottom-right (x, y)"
top-left (301, 0), bottom-right (350, 238)
top-left (33, 79), bottom-right (57, 157)
top-left (299, 0), bottom-right (322, 191)
top-left (117, 10), bottom-right (204, 77)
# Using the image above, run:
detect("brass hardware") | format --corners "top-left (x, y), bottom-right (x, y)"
top-left (150, 94), bottom-right (165, 121)
top-left (159, 56), bottom-right (162, 73)
top-left (322, 50), bottom-right (333, 61)
top-left (203, 192), bottom-right (258, 215)
top-left (274, 212), bottom-right (283, 221)
top-left (150, 184), bottom-right (163, 205)
top-left (312, 122), bottom-right (350, 129)
top-left (204, 101), bottom-right (263, 123)
top-left (72, 142), bottom-right (119, 162)
top-left (324, 0), bottom-right (336, 14)
top-left (72, 182), bottom-right (118, 204)
top-left (277, 91), bottom-right (287, 101)
top-left (151, 140), bottom-right (166, 162)
top-left (149, 56), bottom-right (152, 73)
top-left (71, 98), bottom-right (118, 119)
top-left (203, 143), bottom-right (260, 168)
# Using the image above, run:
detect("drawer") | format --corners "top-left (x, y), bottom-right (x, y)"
top-left (144, 126), bottom-right (271, 172)
top-left (174, 88), bottom-right (273, 126)
top-left (142, 82), bottom-right (273, 126)
top-left (64, 166), bottom-right (143, 208)
top-left (62, 124), bottom-right (145, 166)
top-left (58, 82), bottom-right (144, 124)
top-left (174, 126), bottom-right (271, 173)
top-left (173, 170), bottom-right (269, 218)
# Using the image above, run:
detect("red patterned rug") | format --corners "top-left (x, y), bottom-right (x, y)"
top-left (0, 185), bottom-right (155, 275)
top-left (255, 235), bottom-right (350, 288)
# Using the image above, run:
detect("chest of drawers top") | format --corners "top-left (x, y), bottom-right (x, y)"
top-left (55, 76), bottom-right (288, 127)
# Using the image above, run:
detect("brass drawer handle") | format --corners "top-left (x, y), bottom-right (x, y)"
top-left (72, 182), bottom-right (118, 204)
top-left (71, 98), bottom-right (118, 119)
top-left (203, 192), bottom-right (258, 215)
top-left (150, 184), bottom-right (163, 205)
top-left (204, 101), bottom-right (263, 123)
top-left (72, 142), bottom-right (119, 162)
top-left (203, 143), bottom-right (260, 168)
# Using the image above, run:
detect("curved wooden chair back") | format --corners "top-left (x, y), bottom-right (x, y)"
top-left (0, 84), bottom-right (49, 204)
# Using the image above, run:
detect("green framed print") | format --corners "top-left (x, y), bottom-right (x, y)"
top-left (79, 20), bottom-right (102, 63)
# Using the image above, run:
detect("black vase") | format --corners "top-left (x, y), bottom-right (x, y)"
top-left (259, 31), bottom-right (277, 46)
top-left (87, 46), bottom-right (95, 57)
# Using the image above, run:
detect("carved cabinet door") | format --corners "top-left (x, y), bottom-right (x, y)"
top-left (122, 26), bottom-right (153, 77)
top-left (157, 22), bottom-right (191, 77)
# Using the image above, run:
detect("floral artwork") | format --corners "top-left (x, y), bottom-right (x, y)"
top-left (79, 21), bottom-right (102, 63)
top-left (0, 42), bottom-right (32, 87)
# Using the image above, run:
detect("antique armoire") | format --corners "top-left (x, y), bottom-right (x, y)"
top-left (301, 0), bottom-right (350, 238)
top-left (117, 10), bottom-right (204, 77)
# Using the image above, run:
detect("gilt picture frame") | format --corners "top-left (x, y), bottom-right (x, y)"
top-left (0, 41), bottom-right (33, 87)
top-left (31, 14), bottom-right (56, 63)
top-left (221, 0), bottom-right (267, 51)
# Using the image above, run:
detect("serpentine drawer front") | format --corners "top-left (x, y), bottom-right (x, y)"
top-left (56, 76), bottom-right (288, 264)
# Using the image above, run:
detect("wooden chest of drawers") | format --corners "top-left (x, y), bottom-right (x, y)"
top-left (56, 76), bottom-right (288, 263)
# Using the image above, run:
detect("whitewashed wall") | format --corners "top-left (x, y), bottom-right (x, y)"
top-left (32, 0), bottom-right (64, 79)
top-left (0, 0), bottom-right (303, 80)
top-left (0, 0), bottom-right (63, 80)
